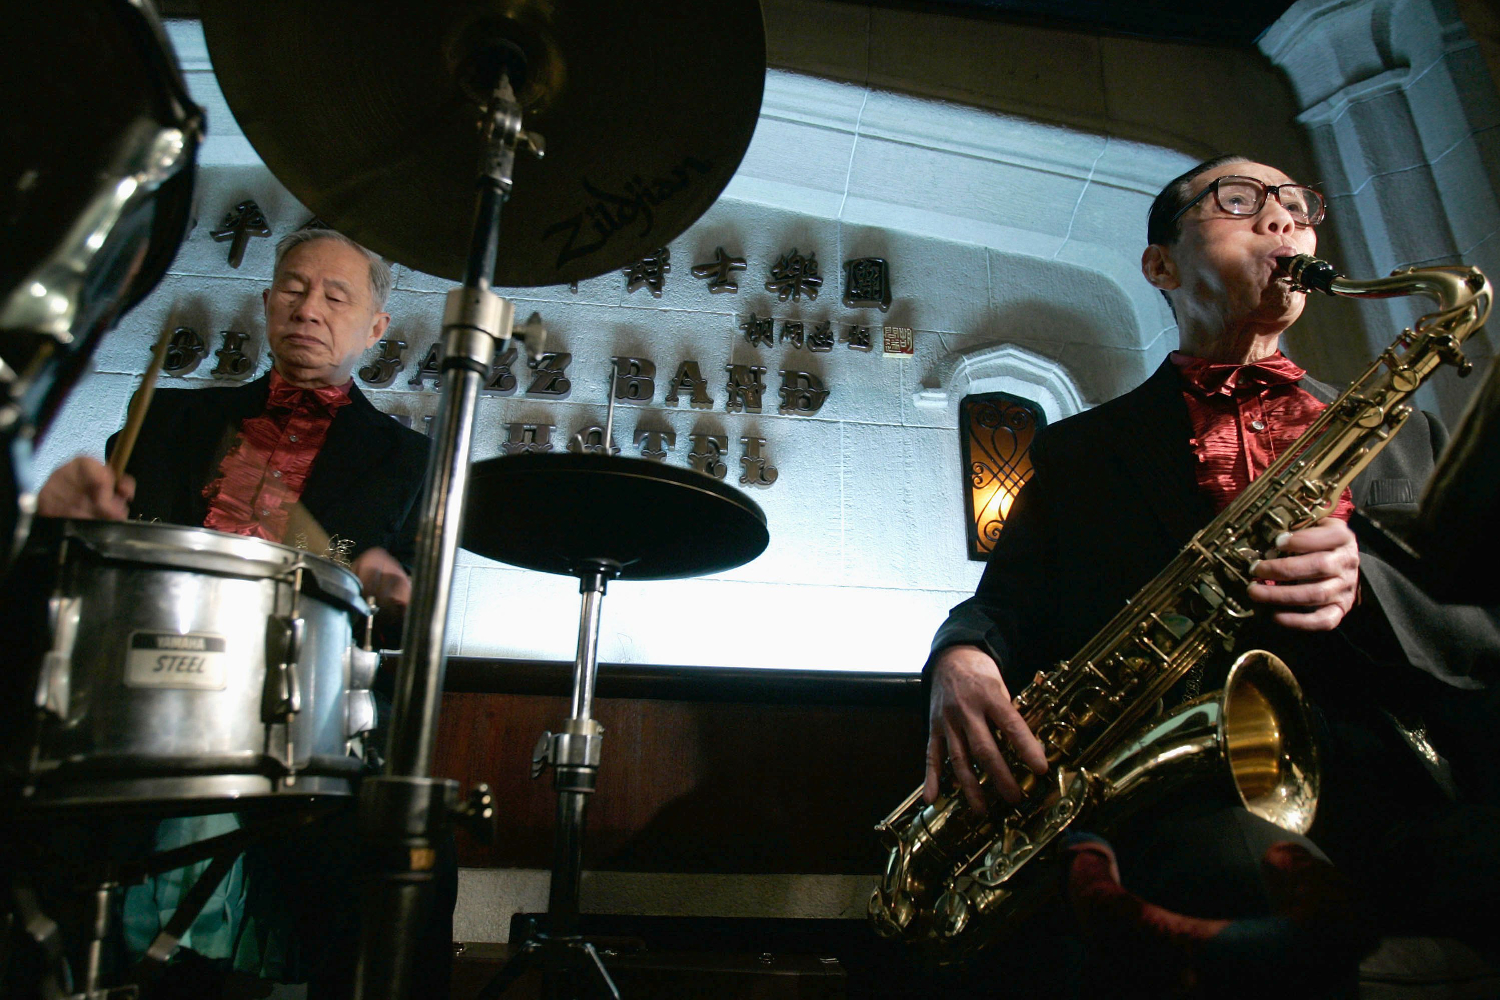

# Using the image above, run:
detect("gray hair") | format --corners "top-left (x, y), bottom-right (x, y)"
top-left (273, 228), bottom-right (393, 310)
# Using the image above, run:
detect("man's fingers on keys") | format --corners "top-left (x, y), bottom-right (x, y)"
top-left (945, 725), bottom-right (990, 812)
top-left (924, 730), bottom-right (944, 803)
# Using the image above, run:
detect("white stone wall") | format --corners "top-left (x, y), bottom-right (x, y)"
top-left (33, 4), bottom-right (1496, 673)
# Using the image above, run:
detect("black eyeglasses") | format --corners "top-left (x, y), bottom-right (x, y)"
top-left (1171, 175), bottom-right (1326, 228)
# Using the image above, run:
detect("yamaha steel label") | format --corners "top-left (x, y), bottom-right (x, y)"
top-left (125, 632), bottom-right (229, 690)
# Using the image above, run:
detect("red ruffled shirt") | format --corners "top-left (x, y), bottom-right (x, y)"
top-left (1170, 351), bottom-right (1353, 522)
top-left (202, 371), bottom-right (353, 541)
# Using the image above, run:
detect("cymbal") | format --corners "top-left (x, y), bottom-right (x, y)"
top-left (198, 1), bottom-right (765, 286)
top-left (463, 454), bottom-right (768, 580)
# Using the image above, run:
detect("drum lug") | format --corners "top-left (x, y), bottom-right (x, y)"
top-left (263, 615), bottom-right (304, 720)
top-left (346, 691), bottom-right (377, 741)
top-left (345, 646), bottom-right (381, 741)
top-left (37, 596), bottom-right (81, 719)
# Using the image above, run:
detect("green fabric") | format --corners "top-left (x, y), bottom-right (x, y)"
top-left (121, 813), bottom-right (305, 981)
top-left (122, 813), bottom-right (246, 961)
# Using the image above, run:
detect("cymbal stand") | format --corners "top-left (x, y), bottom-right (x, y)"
top-left (478, 559), bottom-right (622, 1000)
top-left (353, 68), bottom-right (538, 1000)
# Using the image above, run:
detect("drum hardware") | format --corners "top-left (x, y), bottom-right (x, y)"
top-left (460, 455), bottom-right (768, 1000)
top-left (263, 563), bottom-right (306, 782)
top-left (9, 520), bottom-right (376, 814)
top-left (194, 3), bottom-right (766, 995)
top-left (6, 802), bottom-right (342, 999)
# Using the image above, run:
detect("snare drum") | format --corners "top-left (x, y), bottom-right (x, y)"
top-left (6, 519), bottom-right (380, 815)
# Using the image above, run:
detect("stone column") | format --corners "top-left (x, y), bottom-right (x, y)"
top-left (1261, 0), bottom-right (1500, 419)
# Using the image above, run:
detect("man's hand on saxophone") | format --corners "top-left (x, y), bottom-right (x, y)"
top-left (1246, 517), bottom-right (1360, 630)
top-left (925, 644), bottom-right (1049, 811)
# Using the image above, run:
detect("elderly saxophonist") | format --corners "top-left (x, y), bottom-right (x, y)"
top-left (926, 155), bottom-right (1500, 988)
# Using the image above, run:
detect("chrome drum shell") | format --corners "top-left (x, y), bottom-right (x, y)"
top-left (7, 520), bottom-right (376, 815)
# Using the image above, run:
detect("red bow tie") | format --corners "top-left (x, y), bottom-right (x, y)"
top-left (1171, 351), bottom-right (1307, 398)
top-left (266, 372), bottom-right (353, 413)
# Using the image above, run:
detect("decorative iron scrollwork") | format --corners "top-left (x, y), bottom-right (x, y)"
top-left (960, 392), bottom-right (1045, 559)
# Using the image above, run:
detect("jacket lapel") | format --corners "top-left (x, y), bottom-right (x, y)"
top-left (1100, 359), bottom-right (1216, 547)
top-left (299, 384), bottom-right (397, 520)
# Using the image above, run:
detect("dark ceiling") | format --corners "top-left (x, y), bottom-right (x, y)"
top-left (157, 0), bottom-right (1300, 48)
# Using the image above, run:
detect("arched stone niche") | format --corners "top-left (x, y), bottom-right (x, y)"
top-left (951, 343), bottom-right (1088, 427)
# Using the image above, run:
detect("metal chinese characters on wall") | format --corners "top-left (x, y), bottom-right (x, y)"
top-left (690, 247), bottom-right (746, 293)
top-left (623, 247), bottom-right (671, 297)
top-left (766, 248), bottom-right (822, 302)
top-left (843, 257), bottom-right (892, 311)
top-left (211, 199), bottom-right (271, 269)
top-left (843, 325), bottom-right (873, 352)
top-left (741, 312), bottom-right (774, 348)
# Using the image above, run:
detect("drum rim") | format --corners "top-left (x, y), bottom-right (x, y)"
top-left (59, 518), bottom-right (367, 614)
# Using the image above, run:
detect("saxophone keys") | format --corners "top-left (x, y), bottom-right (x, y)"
top-left (933, 888), bottom-right (971, 938)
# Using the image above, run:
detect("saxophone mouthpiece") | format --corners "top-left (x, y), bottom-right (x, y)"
top-left (1277, 254), bottom-right (1342, 295)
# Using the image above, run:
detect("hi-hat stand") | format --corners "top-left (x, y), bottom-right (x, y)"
top-left (477, 556), bottom-right (622, 1000)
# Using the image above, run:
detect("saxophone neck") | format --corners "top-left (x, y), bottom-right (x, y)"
top-left (1277, 253), bottom-right (1491, 317)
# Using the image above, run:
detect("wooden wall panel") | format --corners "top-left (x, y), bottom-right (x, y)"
top-left (432, 691), bottom-right (927, 874)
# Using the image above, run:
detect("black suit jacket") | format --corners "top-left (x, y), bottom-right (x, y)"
top-left (108, 374), bottom-right (429, 564)
top-left (931, 359), bottom-right (1500, 696)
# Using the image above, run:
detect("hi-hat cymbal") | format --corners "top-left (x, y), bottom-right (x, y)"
top-left (198, 1), bottom-right (765, 287)
top-left (463, 454), bottom-right (768, 580)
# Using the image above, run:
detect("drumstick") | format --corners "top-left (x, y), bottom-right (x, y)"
top-left (109, 324), bottom-right (173, 479)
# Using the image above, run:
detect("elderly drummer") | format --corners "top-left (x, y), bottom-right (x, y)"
top-left (32, 228), bottom-right (451, 998)
top-left (36, 227), bottom-right (426, 614)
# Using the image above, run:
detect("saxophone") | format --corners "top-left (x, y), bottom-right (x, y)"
top-left (869, 253), bottom-right (1493, 957)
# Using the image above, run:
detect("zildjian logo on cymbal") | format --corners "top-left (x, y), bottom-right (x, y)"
top-left (542, 156), bottom-right (714, 269)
